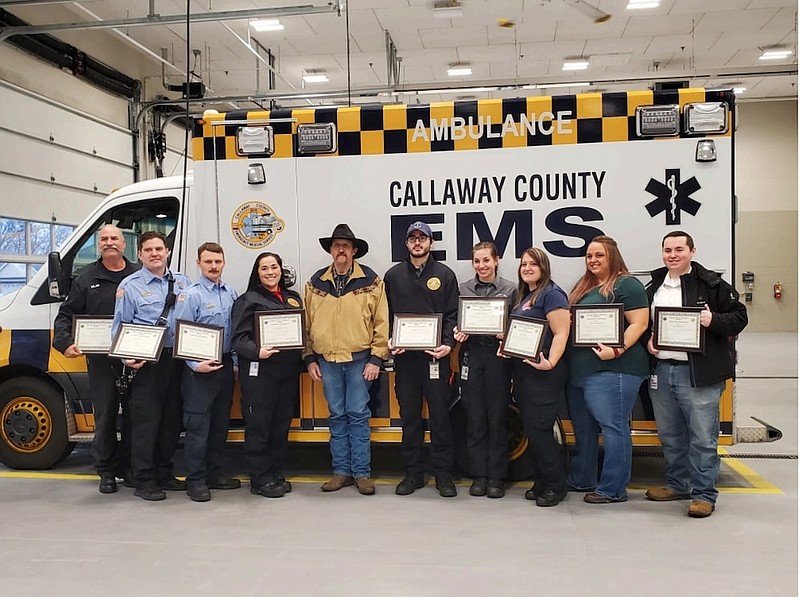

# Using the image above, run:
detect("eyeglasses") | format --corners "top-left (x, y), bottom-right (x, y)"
top-left (406, 236), bottom-right (429, 244)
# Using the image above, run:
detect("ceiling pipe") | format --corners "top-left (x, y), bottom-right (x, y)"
top-left (0, 3), bottom-right (341, 42)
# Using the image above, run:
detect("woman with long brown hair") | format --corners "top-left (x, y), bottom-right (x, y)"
top-left (508, 247), bottom-right (570, 507)
top-left (566, 236), bottom-right (649, 504)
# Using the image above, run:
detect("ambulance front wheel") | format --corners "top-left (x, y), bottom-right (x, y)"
top-left (0, 377), bottom-right (75, 469)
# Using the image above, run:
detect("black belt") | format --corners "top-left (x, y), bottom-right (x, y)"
top-left (658, 358), bottom-right (688, 366)
top-left (471, 336), bottom-right (499, 347)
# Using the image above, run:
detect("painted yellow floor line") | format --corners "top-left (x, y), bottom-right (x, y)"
top-left (716, 448), bottom-right (784, 494)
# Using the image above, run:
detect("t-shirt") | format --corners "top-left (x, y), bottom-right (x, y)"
top-left (511, 282), bottom-right (568, 355)
top-left (567, 275), bottom-right (650, 381)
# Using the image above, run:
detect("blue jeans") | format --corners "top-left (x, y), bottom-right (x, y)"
top-left (650, 360), bottom-right (724, 504)
top-left (319, 355), bottom-right (373, 478)
top-left (567, 371), bottom-right (645, 500)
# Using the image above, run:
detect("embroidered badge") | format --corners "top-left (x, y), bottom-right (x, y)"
top-left (287, 297), bottom-right (300, 308)
top-left (115, 289), bottom-right (124, 298)
top-left (427, 277), bottom-right (441, 291)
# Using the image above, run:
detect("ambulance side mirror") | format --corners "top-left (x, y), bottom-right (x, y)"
top-left (47, 251), bottom-right (68, 299)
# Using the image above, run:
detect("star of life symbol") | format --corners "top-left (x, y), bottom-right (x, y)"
top-left (644, 169), bottom-right (701, 225)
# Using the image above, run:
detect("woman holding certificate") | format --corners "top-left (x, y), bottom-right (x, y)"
top-left (507, 248), bottom-right (570, 507)
top-left (566, 236), bottom-right (649, 504)
top-left (453, 242), bottom-right (518, 499)
top-left (231, 252), bottom-right (303, 498)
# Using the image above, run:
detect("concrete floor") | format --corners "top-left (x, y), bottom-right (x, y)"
top-left (0, 332), bottom-right (796, 596)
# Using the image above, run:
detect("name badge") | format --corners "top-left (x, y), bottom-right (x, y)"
top-left (429, 360), bottom-right (439, 380)
top-left (460, 365), bottom-right (469, 381)
top-left (249, 362), bottom-right (259, 377)
top-left (649, 374), bottom-right (658, 391)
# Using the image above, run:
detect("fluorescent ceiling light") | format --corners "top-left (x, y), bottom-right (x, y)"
top-left (626, 1), bottom-right (660, 9)
top-left (537, 82), bottom-right (591, 89)
top-left (250, 19), bottom-right (284, 32)
top-left (447, 65), bottom-right (472, 76)
top-left (303, 73), bottom-right (329, 83)
top-left (732, 87), bottom-right (746, 94)
top-left (759, 49), bottom-right (792, 60)
top-left (433, 1), bottom-right (463, 18)
top-left (562, 59), bottom-right (589, 71)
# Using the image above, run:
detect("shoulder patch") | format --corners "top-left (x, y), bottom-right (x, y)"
top-left (177, 293), bottom-right (187, 302)
top-left (115, 289), bottom-right (124, 298)
top-left (287, 297), bottom-right (300, 308)
top-left (427, 277), bottom-right (441, 291)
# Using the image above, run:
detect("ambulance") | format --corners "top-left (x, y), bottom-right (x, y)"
top-left (0, 87), bottom-right (775, 476)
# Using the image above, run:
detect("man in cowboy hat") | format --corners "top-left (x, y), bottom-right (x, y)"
top-left (304, 223), bottom-right (389, 495)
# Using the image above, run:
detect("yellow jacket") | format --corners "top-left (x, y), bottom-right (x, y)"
top-left (303, 261), bottom-right (389, 364)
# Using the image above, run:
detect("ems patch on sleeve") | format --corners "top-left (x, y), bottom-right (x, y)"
top-left (115, 289), bottom-right (125, 298)
top-left (177, 294), bottom-right (187, 302)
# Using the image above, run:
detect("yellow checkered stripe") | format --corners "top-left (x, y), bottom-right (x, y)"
top-left (193, 88), bottom-right (732, 160)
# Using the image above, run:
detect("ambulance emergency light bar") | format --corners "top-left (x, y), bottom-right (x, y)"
top-left (635, 101), bottom-right (730, 138)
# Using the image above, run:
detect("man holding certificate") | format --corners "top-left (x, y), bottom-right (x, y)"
top-left (385, 221), bottom-right (459, 498)
top-left (304, 224), bottom-right (389, 496)
top-left (53, 224), bottom-right (139, 494)
top-left (112, 231), bottom-right (191, 501)
top-left (644, 231), bottom-right (748, 518)
top-left (173, 242), bottom-right (240, 502)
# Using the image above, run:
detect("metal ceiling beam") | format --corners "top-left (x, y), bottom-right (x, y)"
top-left (0, 3), bottom-right (340, 42)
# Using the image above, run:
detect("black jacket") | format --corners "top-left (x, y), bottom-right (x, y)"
top-left (231, 285), bottom-right (303, 369)
top-left (384, 257), bottom-right (458, 349)
top-left (645, 261), bottom-right (748, 387)
top-left (52, 258), bottom-right (139, 354)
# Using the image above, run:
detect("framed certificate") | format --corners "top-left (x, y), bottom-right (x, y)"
top-left (653, 306), bottom-right (705, 352)
top-left (72, 315), bottom-right (114, 354)
top-left (571, 303), bottom-right (624, 347)
top-left (458, 296), bottom-right (507, 335)
top-left (108, 323), bottom-right (168, 362)
top-left (500, 315), bottom-right (547, 360)
top-left (174, 320), bottom-right (224, 362)
top-left (392, 314), bottom-right (442, 351)
top-left (255, 309), bottom-right (306, 350)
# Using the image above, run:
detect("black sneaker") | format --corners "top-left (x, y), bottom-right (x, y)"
top-left (536, 489), bottom-right (567, 507)
top-left (486, 479), bottom-right (505, 499)
top-left (395, 474), bottom-right (426, 495)
top-left (435, 474), bottom-right (457, 498)
top-left (134, 486), bottom-right (166, 501)
top-left (98, 474), bottom-right (118, 494)
top-left (160, 477), bottom-right (187, 491)
top-left (207, 477), bottom-right (241, 490)
top-left (469, 478), bottom-right (487, 497)
top-left (187, 481), bottom-right (211, 502)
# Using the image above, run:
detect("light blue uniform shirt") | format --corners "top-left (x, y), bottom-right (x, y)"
top-left (112, 267), bottom-right (191, 349)
top-left (173, 276), bottom-right (237, 371)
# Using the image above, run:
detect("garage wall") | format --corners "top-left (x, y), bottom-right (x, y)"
top-left (735, 100), bottom-right (798, 332)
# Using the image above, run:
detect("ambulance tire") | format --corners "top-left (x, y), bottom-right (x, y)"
top-left (0, 377), bottom-right (75, 469)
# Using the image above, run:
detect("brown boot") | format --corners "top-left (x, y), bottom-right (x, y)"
top-left (688, 500), bottom-right (715, 518)
top-left (354, 477), bottom-right (376, 495)
top-left (645, 486), bottom-right (691, 501)
top-left (321, 475), bottom-right (354, 492)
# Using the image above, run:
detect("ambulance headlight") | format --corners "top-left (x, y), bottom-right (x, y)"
top-left (695, 139), bottom-right (717, 162)
top-left (247, 163), bottom-right (266, 185)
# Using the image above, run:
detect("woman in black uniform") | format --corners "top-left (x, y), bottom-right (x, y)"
top-left (508, 248), bottom-right (570, 507)
top-left (231, 252), bottom-right (303, 498)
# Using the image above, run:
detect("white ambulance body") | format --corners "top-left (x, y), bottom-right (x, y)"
top-left (1, 88), bottom-right (766, 474)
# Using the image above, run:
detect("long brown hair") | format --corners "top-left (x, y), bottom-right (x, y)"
top-left (515, 247), bottom-right (554, 309)
top-left (568, 235), bottom-right (630, 303)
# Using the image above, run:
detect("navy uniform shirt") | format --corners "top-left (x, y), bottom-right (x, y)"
top-left (173, 276), bottom-right (237, 371)
top-left (112, 267), bottom-right (191, 349)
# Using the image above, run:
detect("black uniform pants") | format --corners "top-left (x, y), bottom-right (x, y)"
top-left (513, 359), bottom-right (567, 493)
top-left (86, 355), bottom-right (130, 476)
top-left (394, 352), bottom-right (454, 477)
top-left (460, 341), bottom-right (510, 480)
top-left (239, 358), bottom-right (299, 489)
top-left (181, 355), bottom-right (234, 483)
top-left (128, 350), bottom-right (183, 488)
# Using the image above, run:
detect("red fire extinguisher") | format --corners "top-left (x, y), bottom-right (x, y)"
top-left (774, 282), bottom-right (782, 300)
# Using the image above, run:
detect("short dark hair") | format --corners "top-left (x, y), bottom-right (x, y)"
top-left (197, 242), bottom-right (224, 259)
top-left (138, 231), bottom-right (167, 251)
top-left (662, 230), bottom-right (695, 250)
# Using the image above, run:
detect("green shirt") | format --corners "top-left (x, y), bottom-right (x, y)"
top-left (568, 275), bottom-right (650, 381)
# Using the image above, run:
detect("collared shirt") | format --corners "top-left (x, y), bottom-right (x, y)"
top-left (333, 265), bottom-right (353, 296)
top-left (459, 275), bottom-right (518, 302)
top-left (173, 275), bottom-right (238, 370)
top-left (652, 271), bottom-right (688, 362)
top-left (112, 267), bottom-right (191, 349)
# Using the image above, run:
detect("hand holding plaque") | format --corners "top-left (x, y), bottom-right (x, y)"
top-left (108, 323), bottom-right (168, 362)
top-left (392, 314), bottom-right (442, 351)
top-left (72, 315), bottom-right (114, 354)
top-left (255, 309), bottom-right (306, 350)
top-left (571, 304), bottom-right (624, 347)
top-left (457, 297), bottom-right (507, 336)
top-left (174, 320), bottom-right (224, 362)
top-left (500, 315), bottom-right (547, 360)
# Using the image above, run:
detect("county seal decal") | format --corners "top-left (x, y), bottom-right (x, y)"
top-left (231, 202), bottom-right (285, 249)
